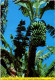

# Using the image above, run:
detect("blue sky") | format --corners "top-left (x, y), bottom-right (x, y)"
top-left (2, 0), bottom-right (55, 67)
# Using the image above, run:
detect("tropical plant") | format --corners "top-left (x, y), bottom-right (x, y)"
top-left (1, 37), bottom-right (55, 77)
top-left (1, 0), bottom-right (16, 76)
top-left (1, 65), bottom-right (9, 77)
top-left (1, 0), bottom-right (11, 76)
top-left (1, 29), bottom-right (55, 77)
top-left (1, 32), bottom-right (28, 77)
top-left (13, 0), bottom-right (55, 77)
top-left (1, 32), bottom-right (14, 76)
top-left (1, 0), bottom-right (55, 77)
top-left (35, 46), bottom-right (55, 77)
top-left (13, 20), bottom-right (28, 76)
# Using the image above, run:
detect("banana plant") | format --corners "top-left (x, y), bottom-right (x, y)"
top-left (13, 0), bottom-right (55, 76)
top-left (13, 0), bottom-right (54, 20)
top-left (1, 32), bottom-right (24, 76)
top-left (36, 46), bottom-right (55, 60)
top-left (1, 32), bottom-right (13, 68)
top-left (35, 46), bottom-right (55, 77)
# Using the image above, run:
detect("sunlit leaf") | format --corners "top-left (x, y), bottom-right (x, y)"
top-left (47, 46), bottom-right (55, 54)
top-left (45, 60), bottom-right (55, 76)
top-left (33, 0), bottom-right (46, 8)
top-left (1, 32), bottom-right (12, 53)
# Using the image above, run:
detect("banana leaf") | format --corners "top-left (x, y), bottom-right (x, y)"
top-left (47, 46), bottom-right (55, 54)
top-left (13, 0), bottom-right (34, 21)
top-left (33, 0), bottom-right (47, 16)
top-left (46, 24), bottom-right (55, 38)
top-left (45, 60), bottom-right (55, 76)
top-left (1, 32), bottom-right (12, 53)
top-left (39, 1), bottom-right (55, 18)
top-left (1, 46), bottom-right (14, 64)
top-left (36, 46), bottom-right (55, 61)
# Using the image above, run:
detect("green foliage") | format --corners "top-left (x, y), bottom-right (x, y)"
top-left (33, 0), bottom-right (48, 16)
top-left (47, 46), bottom-right (55, 54)
top-left (36, 46), bottom-right (55, 61)
top-left (13, 0), bottom-right (55, 20)
top-left (35, 46), bottom-right (55, 77)
top-left (1, 34), bottom-right (55, 77)
top-left (39, 1), bottom-right (54, 18)
top-left (1, 65), bottom-right (9, 77)
top-left (16, 51), bottom-right (28, 77)
top-left (13, 0), bottom-right (34, 21)
top-left (48, 70), bottom-right (55, 77)
top-left (1, 32), bottom-right (12, 53)
top-left (1, 19), bottom-right (28, 77)
top-left (45, 60), bottom-right (55, 77)
top-left (1, 0), bottom-right (55, 77)
top-left (13, 0), bottom-right (55, 76)
top-left (34, 61), bottom-right (46, 77)
top-left (1, 46), bottom-right (14, 65)
top-left (1, 0), bottom-right (8, 34)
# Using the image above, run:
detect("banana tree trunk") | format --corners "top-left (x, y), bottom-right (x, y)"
top-left (27, 42), bottom-right (36, 77)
